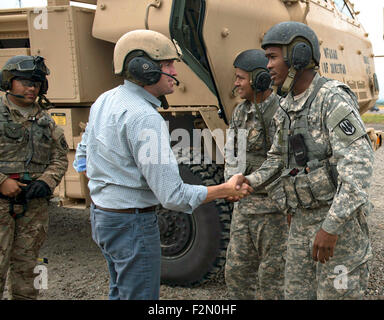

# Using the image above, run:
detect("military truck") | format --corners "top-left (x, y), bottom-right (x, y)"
top-left (0, 0), bottom-right (381, 286)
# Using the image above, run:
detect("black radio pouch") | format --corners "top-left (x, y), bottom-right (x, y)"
top-left (289, 133), bottom-right (308, 166)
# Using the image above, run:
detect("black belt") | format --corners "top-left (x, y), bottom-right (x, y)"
top-left (93, 204), bottom-right (157, 214)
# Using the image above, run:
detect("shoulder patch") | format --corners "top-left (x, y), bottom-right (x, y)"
top-left (331, 111), bottom-right (366, 146)
top-left (339, 119), bottom-right (356, 136)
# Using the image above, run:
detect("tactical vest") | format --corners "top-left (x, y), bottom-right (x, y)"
top-left (0, 101), bottom-right (53, 174)
top-left (267, 77), bottom-right (346, 211)
top-left (239, 95), bottom-right (280, 213)
top-left (245, 94), bottom-right (279, 175)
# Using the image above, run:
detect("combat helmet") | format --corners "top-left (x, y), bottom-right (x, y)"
top-left (233, 49), bottom-right (271, 92)
top-left (261, 21), bottom-right (320, 93)
top-left (113, 29), bottom-right (182, 85)
top-left (0, 55), bottom-right (50, 95)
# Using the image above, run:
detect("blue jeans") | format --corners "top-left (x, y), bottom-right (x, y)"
top-left (90, 204), bottom-right (161, 300)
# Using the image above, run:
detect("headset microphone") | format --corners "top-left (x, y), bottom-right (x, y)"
top-left (0, 87), bottom-right (25, 99)
top-left (161, 71), bottom-right (180, 86)
top-left (6, 92), bottom-right (26, 99)
top-left (143, 70), bottom-right (180, 86)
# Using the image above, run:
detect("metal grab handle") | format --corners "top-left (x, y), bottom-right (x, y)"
top-left (281, 0), bottom-right (310, 23)
top-left (145, 0), bottom-right (162, 30)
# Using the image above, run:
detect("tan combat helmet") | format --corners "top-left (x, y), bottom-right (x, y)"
top-left (113, 29), bottom-right (182, 75)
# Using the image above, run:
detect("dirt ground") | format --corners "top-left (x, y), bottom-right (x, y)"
top-left (6, 123), bottom-right (384, 300)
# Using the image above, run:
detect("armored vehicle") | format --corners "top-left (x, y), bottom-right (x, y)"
top-left (0, 0), bottom-right (380, 286)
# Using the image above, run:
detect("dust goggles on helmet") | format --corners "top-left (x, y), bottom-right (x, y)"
top-left (2, 57), bottom-right (50, 75)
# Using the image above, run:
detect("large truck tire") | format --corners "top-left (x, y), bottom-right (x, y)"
top-left (158, 161), bottom-right (233, 287)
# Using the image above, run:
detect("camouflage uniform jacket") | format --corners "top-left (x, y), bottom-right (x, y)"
top-left (246, 73), bottom-right (374, 233)
top-left (225, 92), bottom-right (280, 214)
top-left (0, 95), bottom-right (68, 191)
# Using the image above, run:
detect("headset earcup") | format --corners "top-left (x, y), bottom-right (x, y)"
top-left (128, 57), bottom-right (161, 85)
top-left (252, 70), bottom-right (271, 92)
top-left (0, 70), bottom-right (11, 91)
top-left (291, 42), bottom-right (312, 70)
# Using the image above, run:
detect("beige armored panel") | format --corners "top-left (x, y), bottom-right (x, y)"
top-left (0, 8), bottom-right (28, 40)
top-left (47, 0), bottom-right (70, 5)
top-left (27, 5), bottom-right (121, 104)
top-left (0, 48), bottom-right (30, 69)
top-left (93, 0), bottom-right (172, 43)
top-left (306, 1), bottom-right (377, 114)
top-left (48, 108), bottom-right (90, 149)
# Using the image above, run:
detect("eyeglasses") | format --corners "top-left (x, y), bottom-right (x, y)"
top-left (14, 78), bottom-right (42, 89)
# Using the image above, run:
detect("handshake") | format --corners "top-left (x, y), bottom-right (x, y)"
top-left (225, 173), bottom-right (253, 202)
top-left (204, 173), bottom-right (253, 204)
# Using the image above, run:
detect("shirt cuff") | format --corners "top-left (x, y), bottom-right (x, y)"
top-left (321, 216), bottom-right (341, 235)
top-left (245, 173), bottom-right (258, 188)
top-left (190, 185), bottom-right (208, 212)
top-left (73, 158), bottom-right (86, 172)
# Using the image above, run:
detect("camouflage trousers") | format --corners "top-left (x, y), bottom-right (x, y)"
top-left (285, 206), bottom-right (372, 300)
top-left (0, 198), bottom-right (49, 300)
top-left (225, 204), bottom-right (288, 300)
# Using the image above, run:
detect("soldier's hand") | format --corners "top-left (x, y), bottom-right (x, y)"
top-left (227, 173), bottom-right (251, 190)
top-left (226, 196), bottom-right (240, 202)
top-left (312, 228), bottom-right (338, 263)
top-left (25, 180), bottom-right (52, 200)
top-left (0, 178), bottom-right (27, 197)
top-left (204, 175), bottom-right (253, 204)
top-left (225, 174), bottom-right (252, 201)
top-left (226, 174), bottom-right (253, 199)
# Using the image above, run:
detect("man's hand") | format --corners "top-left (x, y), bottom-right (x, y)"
top-left (312, 228), bottom-right (338, 263)
top-left (203, 174), bottom-right (253, 204)
top-left (227, 173), bottom-right (249, 190)
top-left (0, 178), bottom-right (27, 197)
top-left (225, 174), bottom-right (253, 200)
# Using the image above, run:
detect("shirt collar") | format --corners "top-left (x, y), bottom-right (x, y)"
top-left (122, 80), bottom-right (162, 109)
top-left (282, 72), bottom-right (320, 113)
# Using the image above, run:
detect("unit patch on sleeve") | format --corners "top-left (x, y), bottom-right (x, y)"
top-left (339, 119), bottom-right (356, 136)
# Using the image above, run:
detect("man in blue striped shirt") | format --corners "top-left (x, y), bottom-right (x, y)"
top-left (74, 30), bottom-right (252, 300)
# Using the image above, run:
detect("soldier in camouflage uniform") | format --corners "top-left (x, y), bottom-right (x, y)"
top-left (0, 56), bottom-right (68, 299)
top-left (245, 22), bottom-right (373, 299)
top-left (224, 49), bottom-right (288, 300)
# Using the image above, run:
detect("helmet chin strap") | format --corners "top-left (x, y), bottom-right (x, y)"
top-left (37, 94), bottom-right (54, 109)
top-left (281, 66), bottom-right (297, 94)
top-left (280, 63), bottom-right (316, 95)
